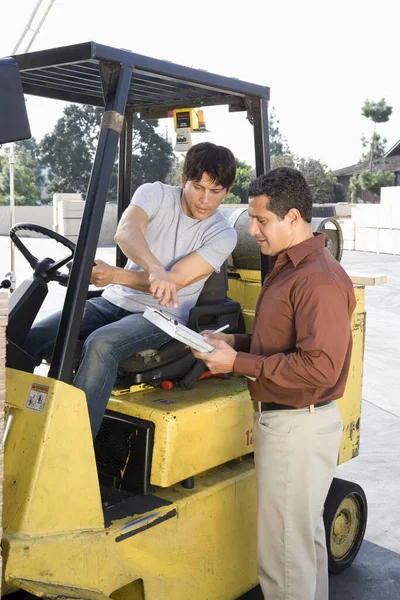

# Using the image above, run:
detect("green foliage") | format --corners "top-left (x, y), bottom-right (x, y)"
top-left (40, 105), bottom-right (102, 197)
top-left (269, 108), bottom-right (290, 156)
top-left (271, 154), bottom-right (337, 203)
top-left (231, 159), bottom-right (255, 202)
top-left (361, 132), bottom-right (387, 161)
top-left (0, 138), bottom-right (43, 205)
top-left (349, 171), bottom-right (395, 202)
top-left (129, 115), bottom-right (175, 193)
top-left (360, 98), bottom-right (392, 168)
top-left (40, 105), bottom-right (175, 200)
top-left (361, 98), bottom-right (392, 124)
top-left (222, 193), bottom-right (241, 204)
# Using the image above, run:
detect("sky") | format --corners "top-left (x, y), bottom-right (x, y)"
top-left (1, 0), bottom-right (399, 171)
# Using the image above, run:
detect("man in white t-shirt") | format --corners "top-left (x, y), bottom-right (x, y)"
top-left (24, 142), bottom-right (238, 437)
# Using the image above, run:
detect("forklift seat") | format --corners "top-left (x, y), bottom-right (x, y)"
top-left (114, 261), bottom-right (244, 390)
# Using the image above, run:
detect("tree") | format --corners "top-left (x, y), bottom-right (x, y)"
top-left (271, 154), bottom-right (337, 203)
top-left (230, 159), bottom-right (255, 202)
top-left (349, 171), bottom-right (395, 202)
top-left (40, 105), bottom-right (101, 197)
top-left (40, 105), bottom-right (175, 200)
top-left (269, 108), bottom-right (290, 157)
top-left (361, 98), bottom-right (392, 170)
top-left (0, 138), bottom-right (43, 205)
top-left (129, 115), bottom-right (175, 194)
top-left (361, 132), bottom-right (387, 162)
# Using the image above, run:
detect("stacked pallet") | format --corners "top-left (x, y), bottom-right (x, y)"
top-left (0, 292), bottom-right (7, 583)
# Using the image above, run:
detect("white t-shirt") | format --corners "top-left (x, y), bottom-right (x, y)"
top-left (103, 182), bottom-right (237, 323)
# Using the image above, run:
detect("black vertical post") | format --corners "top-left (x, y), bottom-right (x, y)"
top-left (49, 64), bottom-right (132, 383)
top-left (252, 97), bottom-right (271, 282)
top-left (116, 108), bottom-right (133, 268)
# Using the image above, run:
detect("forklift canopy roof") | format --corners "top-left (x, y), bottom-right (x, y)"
top-left (13, 41), bottom-right (270, 115)
top-left (9, 41), bottom-right (271, 385)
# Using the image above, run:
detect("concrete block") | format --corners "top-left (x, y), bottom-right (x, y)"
top-left (354, 227), bottom-right (366, 251)
top-left (393, 230), bottom-right (400, 255)
top-left (58, 200), bottom-right (84, 219)
top-left (378, 202), bottom-right (392, 229)
top-left (392, 204), bottom-right (400, 229)
top-left (335, 203), bottom-right (352, 218)
top-left (380, 186), bottom-right (400, 207)
top-left (59, 219), bottom-right (81, 236)
top-left (352, 205), bottom-right (379, 227)
top-left (364, 227), bottom-right (379, 252)
top-left (377, 229), bottom-right (395, 254)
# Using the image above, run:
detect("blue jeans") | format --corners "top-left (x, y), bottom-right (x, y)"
top-left (23, 296), bottom-right (170, 438)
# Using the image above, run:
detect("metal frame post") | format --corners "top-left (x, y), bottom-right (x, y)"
top-left (252, 97), bottom-right (271, 281)
top-left (49, 64), bottom-right (132, 383)
top-left (116, 108), bottom-right (133, 268)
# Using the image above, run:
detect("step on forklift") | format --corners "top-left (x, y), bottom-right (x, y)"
top-left (1, 42), bottom-right (367, 600)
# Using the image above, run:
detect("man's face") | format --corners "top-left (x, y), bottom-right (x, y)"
top-left (248, 194), bottom-right (296, 256)
top-left (181, 173), bottom-right (230, 220)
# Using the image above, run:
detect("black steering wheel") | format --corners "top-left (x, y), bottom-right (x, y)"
top-left (10, 222), bottom-right (76, 284)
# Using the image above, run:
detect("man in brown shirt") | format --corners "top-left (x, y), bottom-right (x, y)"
top-left (194, 167), bottom-right (356, 600)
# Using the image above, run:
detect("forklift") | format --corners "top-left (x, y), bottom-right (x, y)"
top-left (1, 42), bottom-right (367, 599)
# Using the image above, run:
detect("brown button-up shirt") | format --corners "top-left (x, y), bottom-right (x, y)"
top-left (233, 234), bottom-right (357, 408)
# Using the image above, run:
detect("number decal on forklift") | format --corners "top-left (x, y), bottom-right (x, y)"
top-left (25, 383), bottom-right (49, 412)
top-left (245, 429), bottom-right (253, 446)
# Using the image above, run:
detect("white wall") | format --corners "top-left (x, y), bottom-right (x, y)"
top-left (0, 203), bottom-right (117, 246)
top-left (352, 187), bottom-right (400, 254)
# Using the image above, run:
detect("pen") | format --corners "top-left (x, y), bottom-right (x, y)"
top-left (212, 324), bottom-right (230, 334)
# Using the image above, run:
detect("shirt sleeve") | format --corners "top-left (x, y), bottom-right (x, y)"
top-left (196, 226), bottom-right (237, 273)
top-left (233, 333), bottom-right (252, 353)
top-left (130, 182), bottom-right (163, 220)
top-left (233, 273), bottom-right (356, 388)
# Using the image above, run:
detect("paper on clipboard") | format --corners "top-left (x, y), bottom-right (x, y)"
top-left (143, 306), bottom-right (215, 353)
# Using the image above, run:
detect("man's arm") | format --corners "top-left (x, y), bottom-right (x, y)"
top-left (114, 204), bottom-right (179, 307)
top-left (91, 251), bottom-right (216, 307)
top-left (233, 273), bottom-right (354, 387)
top-left (195, 273), bottom-right (355, 385)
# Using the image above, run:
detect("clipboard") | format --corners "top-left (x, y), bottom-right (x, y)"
top-left (143, 306), bottom-right (215, 353)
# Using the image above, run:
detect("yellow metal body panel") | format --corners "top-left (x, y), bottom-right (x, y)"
top-left (4, 456), bottom-right (258, 600)
top-left (108, 377), bottom-right (254, 487)
top-left (4, 369), bottom-right (104, 535)
top-left (227, 270), bottom-right (366, 466)
top-left (2, 268), bottom-right (365, 599)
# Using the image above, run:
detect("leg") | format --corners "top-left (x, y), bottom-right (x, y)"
top-left (73, 313), bottom-right (170, 438)
top-left (253, 402), bottom-right (342, 600)
top-left (23, 296), bottom-right (130, 365)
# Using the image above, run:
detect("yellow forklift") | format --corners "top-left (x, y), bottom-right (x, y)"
top-left (1, 42), bottom-right (367, 600)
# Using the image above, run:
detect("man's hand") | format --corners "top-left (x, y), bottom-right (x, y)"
top-left (91, 259), bottom-right (116, 287)
top-left (200, 330), bottom-right (235, 347)
top-left (193, 338), bottom-right (237, 374)
top-left (149, 269), bottom-right (179, 308)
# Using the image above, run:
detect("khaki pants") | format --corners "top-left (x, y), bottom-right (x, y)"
top-left (253, 402), bottom-right (342, 600)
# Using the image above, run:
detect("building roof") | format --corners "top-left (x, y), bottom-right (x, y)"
top-left (384, 139), bottom-right (400, 158)
top-left (333, 154), bottom-right (400, 177)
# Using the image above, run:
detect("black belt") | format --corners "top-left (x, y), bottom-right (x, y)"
top-left (260, 399), bottom-right (333, 412)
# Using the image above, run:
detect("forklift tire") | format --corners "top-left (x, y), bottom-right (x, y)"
top-left (324, 477), bottom-right (367, 574)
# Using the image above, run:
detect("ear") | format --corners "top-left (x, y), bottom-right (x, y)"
top-left (181, 172), bottom-right (186, 187)
top-left (286, 208), bottom-right (302, 225)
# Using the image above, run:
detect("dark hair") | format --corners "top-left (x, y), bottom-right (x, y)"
top-left (183, 142), bottom-right (236, 190)
top-left (248, 167), bottom-right (313, 223)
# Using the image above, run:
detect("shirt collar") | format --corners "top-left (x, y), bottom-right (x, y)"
top-left (278, 233), bottom-right (326, 268)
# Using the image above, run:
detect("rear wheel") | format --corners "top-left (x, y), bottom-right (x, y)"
top-left (324, 477), bottom-right (367, 573)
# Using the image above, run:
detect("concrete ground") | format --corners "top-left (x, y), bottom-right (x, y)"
top-left (2, 237), bottom-right (400, 599)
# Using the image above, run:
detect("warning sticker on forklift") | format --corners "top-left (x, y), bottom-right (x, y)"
top-left (26, 383), bottom-right (50, 412)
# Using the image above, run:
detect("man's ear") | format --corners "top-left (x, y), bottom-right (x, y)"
top-left (286, 208), bottom-right (302, 225)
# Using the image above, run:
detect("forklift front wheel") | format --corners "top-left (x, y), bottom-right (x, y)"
top-left (324, 477), bottom-right (367, 574)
